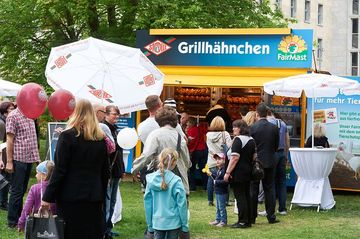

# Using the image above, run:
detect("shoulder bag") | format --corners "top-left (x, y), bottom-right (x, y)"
top-left (236, 135), bottom-right (264, 181)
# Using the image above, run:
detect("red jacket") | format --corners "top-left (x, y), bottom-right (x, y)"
top-left (187, 126), bottom-right (206, 152)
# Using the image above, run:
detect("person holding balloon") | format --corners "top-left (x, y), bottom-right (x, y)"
top-left (5, 83), bottom-right (46, 228)
top-left (102, 105), bottom-right (124, 239)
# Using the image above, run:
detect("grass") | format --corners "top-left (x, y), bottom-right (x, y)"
top-left (1, 180), bottom-right (359, 239)
top-left (1, 140), bottom-right (359, 238)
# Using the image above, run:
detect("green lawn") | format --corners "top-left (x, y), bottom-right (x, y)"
top-left (1, 180), bottom-right (359, 239)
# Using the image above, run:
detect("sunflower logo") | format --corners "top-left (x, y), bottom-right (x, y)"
top-left (277, 35), bottom-right (308, 61)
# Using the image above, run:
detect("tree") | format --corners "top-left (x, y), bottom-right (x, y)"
top-left (134, 0), bottom-right (289, 29)
top-left (0, 0), bottom-right (288, 88)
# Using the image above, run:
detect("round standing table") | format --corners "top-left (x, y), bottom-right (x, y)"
top-left (289, 148), bottom-right (337, 212)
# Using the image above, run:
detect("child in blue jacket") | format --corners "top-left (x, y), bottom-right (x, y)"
top-left (209, 152), bottom-right (228, 227)
top-left (144, 148), bottom-right (189, 239)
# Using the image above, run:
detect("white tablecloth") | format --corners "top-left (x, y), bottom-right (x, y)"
top-left (111, 187), bottom-right (123, 224)
top-left (290, 148), bottom-right (336, 210)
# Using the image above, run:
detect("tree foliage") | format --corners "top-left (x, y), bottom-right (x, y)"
top-left (0, 0), bottom-right (289, 88)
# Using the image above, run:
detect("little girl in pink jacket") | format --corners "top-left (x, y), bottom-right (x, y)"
top-left (18, 161), bottom-right (57, 231)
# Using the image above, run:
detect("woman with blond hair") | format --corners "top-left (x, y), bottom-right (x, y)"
top-left (41, 99), bottom-right (110, 239)
top-left (243, 111), bottom-right (257, 126)
top-left (305, 123), bottom-right (330, 148)
top-left (144, 148), bottom-right (189, 239)
top-left (206, 116), bottom-right (232, 206)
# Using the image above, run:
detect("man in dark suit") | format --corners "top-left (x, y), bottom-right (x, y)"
top-left (250, 103), bottom-right (279, 224)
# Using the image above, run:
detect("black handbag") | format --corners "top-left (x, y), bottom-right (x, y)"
top-left (251, 153), bottom-right (264, 181)
top-left (25, 212), bottom-right (65, 239)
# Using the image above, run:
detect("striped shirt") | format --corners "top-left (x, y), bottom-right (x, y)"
top-left (6, 108), bottom-right (40, 163)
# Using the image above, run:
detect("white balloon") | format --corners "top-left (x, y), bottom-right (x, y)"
top-left (117, 127), bottom-right (139, 149)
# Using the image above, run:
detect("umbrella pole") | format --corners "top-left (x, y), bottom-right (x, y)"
top-left (312, 89), bottom-right (315, 148)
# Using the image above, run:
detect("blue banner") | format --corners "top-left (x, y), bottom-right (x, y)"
top-left (136, 29), bottom-right (313, 68)
top-left (306, 77), bottom-right (360, 191)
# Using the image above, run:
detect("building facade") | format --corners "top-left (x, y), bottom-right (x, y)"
top-left (270, 0), bottom-right (357, 76)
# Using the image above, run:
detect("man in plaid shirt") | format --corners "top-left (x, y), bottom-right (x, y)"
top-left (5, 108), bottom-right (40, 228)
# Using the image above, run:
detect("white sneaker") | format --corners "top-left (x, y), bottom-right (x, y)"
top-left (209, 220), bottom-right (220, 226)
top-left (278, 210), bottom-right (287, 215)
top-left (258, 210), bottom-right (267, 216)
top-left (216, 222), bottom-right (226, 227)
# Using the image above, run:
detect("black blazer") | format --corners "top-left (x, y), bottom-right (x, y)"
top-left (230, 137), bottom-right (255, 183)
top-left (305, 136), bottom-right (330, 148)
top-left (43, 128), bottom-right (110, 203)
top-left (250, 119), bottom-right (279, 168)
top-left (102, 120), bottom-right (124, 178)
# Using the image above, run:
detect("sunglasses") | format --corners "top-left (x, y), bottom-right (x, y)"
top-left (97, 110), bottom-right (106, 114)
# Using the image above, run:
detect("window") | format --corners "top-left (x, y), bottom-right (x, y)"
top-left (275, 0), bottom-right (282, 10)
top-left (318, 4), bottom-right (323, 25)
top-left (352, 18), bottom-right (359, 48)
top-left (353, 0), bottom-right (359, 15)
top-left (351, 52), bottom-right (358, 76)
top-left (305, 0), bottom-right (311, 22)
top-left (317, 39), bottom-right (323, 60)
top-left (291, 0), bottom-right (297, 18)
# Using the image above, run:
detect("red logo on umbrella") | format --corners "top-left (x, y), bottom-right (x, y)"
top-left (144, 40), bottom-right (171, 56)
top-left (87, 85), bottom-right (113, 103)
top-left (50, 54), bottom-right (72, 70)
top-left (144, 74), bottom-right (155, 87)
top-left (55, 56), bottom-right (68, 68)
top-left (139, 74), bottom-right (156, 87)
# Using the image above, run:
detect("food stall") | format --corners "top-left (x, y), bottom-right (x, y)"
top-left (135, 28), bottom-right (313, 185)
top-left (137, 29), bottom-right (312, 133)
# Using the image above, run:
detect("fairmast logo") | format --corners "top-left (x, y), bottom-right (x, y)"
top-left (144, 37), bottom-right (176, 56)
top-left (277, 35), bottom-right (307, 61)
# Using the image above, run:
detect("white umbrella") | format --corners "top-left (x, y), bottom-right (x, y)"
top-left (45, 37), bottom-right (164, 114)
top-left (0, 78), bottom-right (22, 96)
top-left (264, 73), bottom-right (360, 147)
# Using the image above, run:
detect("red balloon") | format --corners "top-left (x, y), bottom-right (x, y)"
top-left (16, 83), bottom-right (48, 119)
top-left (48, 89), bottom-right (76, 120)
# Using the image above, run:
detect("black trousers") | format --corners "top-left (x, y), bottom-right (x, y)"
top-left (189, 149), bottom-right (207, 191)
top-left (250, 167), bottom-right (276, 223)
top-left (7, 161), bottom-right (32, 225)
top-left (57, 201), bottom-right (105, 239)
top-left (231, 181), bottom-right (251, 224)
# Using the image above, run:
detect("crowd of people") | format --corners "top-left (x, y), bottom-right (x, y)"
top-left (133, 96), bottom-right (291, 236)
top-left (0, 96), bottom-right (294, 239)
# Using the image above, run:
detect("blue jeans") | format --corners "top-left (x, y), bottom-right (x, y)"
top-left (105, 177), bottom-right (120, 234)
top-left (207, 167), bottom-right (217, 203)
top-left (154, 229), bottom-right (180, 239)
top-left (7, 161), bottom-right (32, 225)
top-left (215, 193), bottom-right (227, 224)
top-left (275, 150), bottom-right (287, 212)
